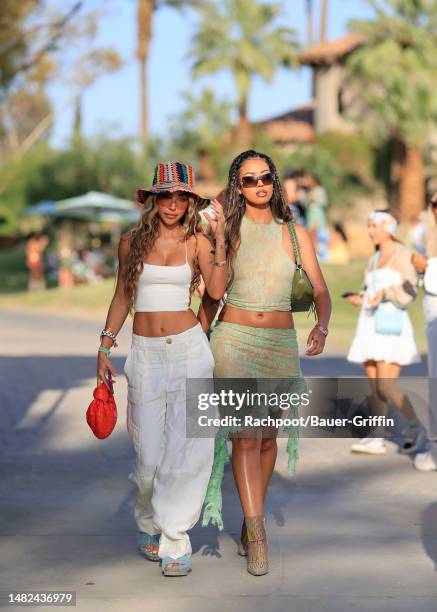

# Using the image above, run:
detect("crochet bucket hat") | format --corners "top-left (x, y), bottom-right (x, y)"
top-left (136, 161), bottom-right (208, 205)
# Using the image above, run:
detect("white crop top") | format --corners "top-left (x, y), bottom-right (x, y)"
top-left (134, 240), bottom-right (192, 312)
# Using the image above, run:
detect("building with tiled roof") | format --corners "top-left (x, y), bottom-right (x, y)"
top-left (257, 33), bottom-right (368, 143)
top-left (299, 32), bottom-right (367, 134)
top-left (299, 32), bottom-right (366, 66)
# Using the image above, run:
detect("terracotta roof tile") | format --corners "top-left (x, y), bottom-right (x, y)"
top-left (299, 32), bottom-right (366, 65)
top-left (263, 119), bottom-right (315, 143)
top-left (255, 103), bottom-right (315, 143)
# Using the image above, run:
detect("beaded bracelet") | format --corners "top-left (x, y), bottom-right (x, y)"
top-left (100, 329), bottom-right (118, 348)
top-left (98, 346), bottom-right (111, 356)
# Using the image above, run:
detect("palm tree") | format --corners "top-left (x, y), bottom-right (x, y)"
top-left (346, 0), bottom-right (437, 221)
top-left (137, 0), bottom-right (153, 158)
top-left (306, 0), bottom-right (314, 46)
top-left (136, 0), bottom-right (199, 156)
top-left (169, 88), bottom-right (233, 180)
top-left (188, 0), bottom-right (300, 147)
top-left (320, 0), bottom-right (328, 42)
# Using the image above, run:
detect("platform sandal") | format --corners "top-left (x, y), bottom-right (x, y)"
top-left (245, 515), bottom-right (269, 576)
top-left (137, 531), bottom-right (160, 562)
top-left (161, 555), bottom-right (192, 577)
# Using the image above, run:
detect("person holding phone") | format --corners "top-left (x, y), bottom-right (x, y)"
top-left (96, 162), bottom-right (227, 577)
top-left (199, 150), bottom-right (331, 576)
top-left (345, 210), bottom-right (429, 456)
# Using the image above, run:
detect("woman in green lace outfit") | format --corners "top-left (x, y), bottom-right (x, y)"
top-left (198, 150), bottom-right (331, 576)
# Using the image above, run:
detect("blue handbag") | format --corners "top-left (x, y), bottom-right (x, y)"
top-left (371, 252), bottom-right (404, 335)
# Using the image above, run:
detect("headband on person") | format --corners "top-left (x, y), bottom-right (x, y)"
top-left (368, 211), bottom-right (398, 236)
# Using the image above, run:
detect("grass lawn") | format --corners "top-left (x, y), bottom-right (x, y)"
top-left (0, 251), bottom-right (427, 354)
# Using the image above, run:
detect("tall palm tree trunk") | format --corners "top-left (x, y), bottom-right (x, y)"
top-left (306, 0), bottom-right (313, 46)
top-left (398, 143), bottom-right (425, 222)
top-left (320, 0), bottom-right (328, 42)
top-left (237, 95), bottom-right (251, 148)
top-left (137, 0), bottom-right (153, 157)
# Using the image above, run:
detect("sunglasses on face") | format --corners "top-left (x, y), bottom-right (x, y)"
top-left (240, 172), bottom-right (273, 189)
top-left (431, 201), bottom-right (437, 209)
top-left (157, 192), bottom-right (190, 205)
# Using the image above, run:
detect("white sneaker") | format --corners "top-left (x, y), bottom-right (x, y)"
top-left (414, 446), bottom-right (437, 472)
top-left (351, 437), bottom-right (387, 455)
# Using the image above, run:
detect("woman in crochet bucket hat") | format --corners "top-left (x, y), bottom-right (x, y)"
top-left (135, 161), bottom-right (210, 206)
top-left (96, 161), bottom-right (227, 576)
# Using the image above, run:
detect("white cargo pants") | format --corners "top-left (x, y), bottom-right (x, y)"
top-left (124, 322), bottom-right (215, 560)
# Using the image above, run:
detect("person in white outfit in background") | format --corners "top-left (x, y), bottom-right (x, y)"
top-left (96, 162), bottom-right (227, 576)
top-left (412, 193), bottom-right (437, 471)
top-left (345, 210), bottom-right (431, 456)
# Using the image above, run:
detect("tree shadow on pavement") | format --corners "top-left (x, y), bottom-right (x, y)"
top-left (0, 352), bottom-right (435, 587)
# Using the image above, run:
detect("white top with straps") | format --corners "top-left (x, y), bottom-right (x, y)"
top-left (134, 239), bottom-right (192, 312)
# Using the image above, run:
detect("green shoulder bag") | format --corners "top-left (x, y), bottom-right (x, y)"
top-left (286, 221), bottom-right (316, 316)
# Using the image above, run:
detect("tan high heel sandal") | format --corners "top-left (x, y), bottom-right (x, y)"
top-left (245, 515), bottom-right (268, 576)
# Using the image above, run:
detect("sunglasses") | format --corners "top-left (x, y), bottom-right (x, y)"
top-left (431, 201), bottom-right (437, 208)
top-left (240, 172), bottom-right (273, 189)
top-left (156, 192), bottom-right (190, 205)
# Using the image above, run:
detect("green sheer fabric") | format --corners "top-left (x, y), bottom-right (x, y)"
top-left (201, 321), bottom-right (305, 531)
top-left (225, 215), bottom-right (295, 312)
top-left (201, 216), bottom-right (305, 531)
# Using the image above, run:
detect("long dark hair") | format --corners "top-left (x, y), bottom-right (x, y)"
top-left (224, 149), bottom-right (293, 288)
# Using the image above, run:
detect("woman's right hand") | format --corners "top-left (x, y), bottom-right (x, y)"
top-left (346, 294), bottom-right (363, 307)
top-left (97, 351), bottom-right (117, 392)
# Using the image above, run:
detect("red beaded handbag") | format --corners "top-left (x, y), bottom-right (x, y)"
top-left (86, 372), bottom-right (117, 439)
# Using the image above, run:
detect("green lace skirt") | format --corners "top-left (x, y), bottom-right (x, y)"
top-left (201, 321), bottom-right (306, 531)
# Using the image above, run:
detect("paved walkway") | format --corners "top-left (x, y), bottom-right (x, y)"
top-left (0, 310), bottom-right (436, 612)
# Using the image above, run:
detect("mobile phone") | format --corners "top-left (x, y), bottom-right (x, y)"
top-left (201, 201), bottom-right (217, 221)
top-left (341, 292), bottom-right (359, 299)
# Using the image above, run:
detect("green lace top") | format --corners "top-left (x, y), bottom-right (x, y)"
top-left (225, 215), bottom-right (295, 311)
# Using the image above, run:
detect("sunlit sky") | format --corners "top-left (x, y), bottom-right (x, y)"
top-left (49, 0), bottom-right (374, 147)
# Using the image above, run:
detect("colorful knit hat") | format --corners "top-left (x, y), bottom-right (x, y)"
top-left (136, 161), bottom-right (207, 205)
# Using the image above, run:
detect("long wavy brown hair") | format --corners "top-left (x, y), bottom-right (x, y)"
top-left (224, 149), bottom-right (293, 289)
top-left (123, 193), bottom-right (204, 314)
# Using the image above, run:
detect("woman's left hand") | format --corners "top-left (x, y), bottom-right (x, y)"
top-left (367, 290), bottom-right (384, 308)
top-left (305, 327), bottom-right (326, 356)
top-left (204, 199), bottom-right (225, 237)
top-left (411, 252), bottom-right (427, 273)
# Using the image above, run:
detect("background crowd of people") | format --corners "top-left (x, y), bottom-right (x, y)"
top-left (282, 168), bottom-right (349, 264)
top-left (24, 232), bottom-right (115, 290)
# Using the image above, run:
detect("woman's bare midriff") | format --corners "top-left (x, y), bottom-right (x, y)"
top-left (133, 310), bottom-right (199, 337)
top-left (219, 304), bottom-right (294, 329)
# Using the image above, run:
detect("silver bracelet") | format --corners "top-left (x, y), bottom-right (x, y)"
top-left (314, 323), bottom-right (329, 336)
top-left (100, 329), bottom-right (118, 347)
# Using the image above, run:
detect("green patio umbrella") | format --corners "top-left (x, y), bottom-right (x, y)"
top-left (55, 191), bottom-right (140, 222)
top-left (25, 201), bottom-right (58, 216)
